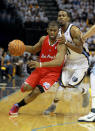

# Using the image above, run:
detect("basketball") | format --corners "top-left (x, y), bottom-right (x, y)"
top-left (8, 39), bottom-right (26, 56)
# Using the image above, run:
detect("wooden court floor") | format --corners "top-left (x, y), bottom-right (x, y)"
top-left (0, 76), bottom-right (95, 131)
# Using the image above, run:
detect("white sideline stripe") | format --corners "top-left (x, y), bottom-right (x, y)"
top-left (0, 83), bottom-right (7, 85)
top-left (0, 87), bottom-right (20, 89)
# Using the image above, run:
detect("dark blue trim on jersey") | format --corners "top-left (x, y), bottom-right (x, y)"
top-left (59, 71), bottom-right (86, 88)
top-left (82, 48), bottom-right (90, 64)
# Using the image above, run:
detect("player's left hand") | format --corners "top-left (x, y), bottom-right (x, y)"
top-left (27, 60), bottom-right (40, 68)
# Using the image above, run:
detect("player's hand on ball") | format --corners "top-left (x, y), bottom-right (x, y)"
top-left (27, 61), bottom-right (40, 68)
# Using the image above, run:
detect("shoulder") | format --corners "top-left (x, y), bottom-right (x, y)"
top-left (71, 25), bottom-right (81, 33)
top-left (70, 25), bottom-right (82, 37)
top-left (39, 36), bottom-right (47, 45)
top-left (40, 36), bottom-right (47, 41)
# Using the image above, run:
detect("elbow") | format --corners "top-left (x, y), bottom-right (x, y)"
top-left (75, 47), bottom-right (83, 54)
top-left (57, 58), bottom-right (64, 66)
top-left (76, 45), bottom-right (83, 54)
top-left (79, 48), bottom-right (83, 54)
top-left (78, 49), bottom-right (83, 54)
top-left (57, 63), bottom-right (62, 66)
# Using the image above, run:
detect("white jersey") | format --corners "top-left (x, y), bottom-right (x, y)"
top-left (58, 24), bottom-right (89, 86)
top-left (64, 24), bottom-right (87, 60)
top-left (59, 24), bottom-right (89, 70)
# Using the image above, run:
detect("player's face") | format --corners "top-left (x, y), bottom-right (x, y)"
top-left (57, 11), bottom-right (70, 26)
top-left (47, 26), bottom-right (59, 40)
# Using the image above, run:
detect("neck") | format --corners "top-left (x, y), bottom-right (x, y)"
top-left (49, 39), bottom-right (56, 45)
top-left (61, 23), bottom-right (69, 33)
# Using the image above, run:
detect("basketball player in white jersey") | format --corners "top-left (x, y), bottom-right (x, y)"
top-left (78, 25), bottom-right (95, 122)
top-left (43, 10), bottom-right (90, 115)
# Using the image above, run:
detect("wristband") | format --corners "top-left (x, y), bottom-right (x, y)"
top-left (40, 62), bottom-right (42, 67)
top-left (65, 41), bottom-right (67, 45)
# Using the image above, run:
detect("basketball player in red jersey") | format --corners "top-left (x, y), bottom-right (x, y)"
top-left (9, 21), bottom-right (66, 115)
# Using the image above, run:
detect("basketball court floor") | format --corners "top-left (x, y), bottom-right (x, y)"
top-left (0, 75), bottom-right (95, 131)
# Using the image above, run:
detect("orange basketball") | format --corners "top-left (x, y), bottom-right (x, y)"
top-left (8, 40), bottom-right (26, 56)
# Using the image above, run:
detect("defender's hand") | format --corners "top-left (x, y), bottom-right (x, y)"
top-left (56, 34), bottom-right (66, 45)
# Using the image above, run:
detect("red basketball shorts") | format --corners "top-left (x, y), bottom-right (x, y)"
top-left (25, 68), bottom-right (60, 92)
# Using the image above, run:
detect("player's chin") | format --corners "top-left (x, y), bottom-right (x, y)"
top-left (50, 36), bottom-right (56, 40)
top-left (58, 21), bottom-right (65, 26)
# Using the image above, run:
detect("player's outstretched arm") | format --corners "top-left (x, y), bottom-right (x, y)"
top-left (25, 36), bottom-right (46, 54)
top-left (83, 25), bottom-right (95, 40)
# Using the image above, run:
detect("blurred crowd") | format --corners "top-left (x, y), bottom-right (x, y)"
top-left (1, 0), bottom-right (95, 25)
top-left (0, 47), bottom-right (38, 80)
top-left (0, 0), bottom-right (48, 25)
top-left (1, 0), bottom-right (95, 44)
top-left (57, 0), bottom-right (95, 24)
top-left (56, 0), bottom-right (95, 45)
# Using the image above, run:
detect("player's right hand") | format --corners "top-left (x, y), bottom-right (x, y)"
top-left (27, 60), bottom-right (40, 68)
top-left (56, 34), bottom-right (66, 45)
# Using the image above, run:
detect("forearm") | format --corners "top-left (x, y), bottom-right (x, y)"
top-left (27, 57), bottom-right (64, 69)
top-left (84, 25), bottom-right (95, 39)
top-left (27, 44), bottom-right (66, 68)
top-left (25, 45), bottom-right (37, 54)
top-left (41, 58), bottom-right (64, 67)
top-left (66, 42), bottom-right (83, 54)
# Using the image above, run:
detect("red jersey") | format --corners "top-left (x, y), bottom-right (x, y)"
top-left (39, 35), bottom-right (64, 72)
top-left (25, 35), bottom-right (65, 90)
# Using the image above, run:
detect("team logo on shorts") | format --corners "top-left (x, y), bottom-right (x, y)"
top-left (72, 76), bottom-right (78, 82)
top-left (43, 82), bottom-right (50, 89)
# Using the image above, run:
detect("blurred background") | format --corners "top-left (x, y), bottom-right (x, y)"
top-left (0, 0), bottom-right (95, 98)
top-left (0, 0), bottom-right (95, 49)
